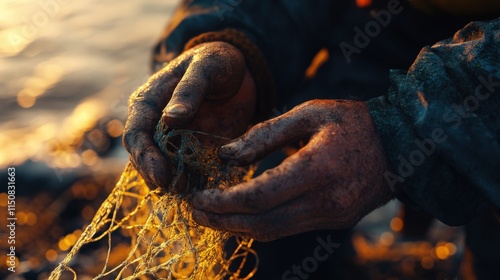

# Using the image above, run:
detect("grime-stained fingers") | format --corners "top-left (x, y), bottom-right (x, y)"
top-left (163, 42), bottom-right (246, 128)
top-left (193, 147), bottom-right (315, 214)
top-left (192, 193), bottom-right (346, 242)
top-left (123, 42), bottom-right (250, 189)
top-left (123, 61), bottom-right (187, 189)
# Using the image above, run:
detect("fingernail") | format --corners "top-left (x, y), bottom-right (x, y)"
top-left (220, 139), bottom-right (242, 156)
top-left (164, 103), bottom-right (189, 117)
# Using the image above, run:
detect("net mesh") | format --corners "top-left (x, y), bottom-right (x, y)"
top-left (49, 123), bottom-right (258, 279)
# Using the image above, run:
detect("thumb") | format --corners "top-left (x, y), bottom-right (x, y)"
top-left (218, 102), bottom-right (323, 165)
top-left (163, 42), bottom-right (246, 128)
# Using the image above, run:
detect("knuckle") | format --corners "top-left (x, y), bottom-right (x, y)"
top-left (136, 146), bottom-right (149, 162)
top-left (122, 128), bottom-right (135, 150)
top-left (123, 130), bottom-right (153, 163)
top-left (247, 121), bottom-right (272, 141)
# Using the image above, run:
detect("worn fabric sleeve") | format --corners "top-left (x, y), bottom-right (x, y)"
top-left (367, 18), bottom-right (500, 225)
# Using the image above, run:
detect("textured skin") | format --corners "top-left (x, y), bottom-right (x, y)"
top-left (367, 19), bottom-right (500, 224)
top-left (123, 42), bottom-right (256, 190)
top-left (192, 100), bottom-right (395, 241)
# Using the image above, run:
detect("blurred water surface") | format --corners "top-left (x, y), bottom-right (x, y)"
top-left (0, 0), bottom-right (178, 169)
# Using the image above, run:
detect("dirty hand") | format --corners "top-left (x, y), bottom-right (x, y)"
top-left (123, 42), bottom-right (256, 189)
top-left (192, 100), bottom-right (396, 241)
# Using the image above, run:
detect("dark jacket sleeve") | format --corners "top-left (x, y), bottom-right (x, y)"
top-left (367, 18), bottom-right (500, 225)
top-left (151, 0), bottom-right (333, 101)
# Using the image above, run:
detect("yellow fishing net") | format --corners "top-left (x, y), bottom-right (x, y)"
top-left (49, 124), bottom-right (258, 279)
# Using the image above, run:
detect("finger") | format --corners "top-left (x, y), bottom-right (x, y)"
top-left (192, 198), bottom-right (310, 234)
top-left (192, 196), bottom-right (334, 242)
top-left (162, 62), bottom-right (207, 128)
top-left (123, 64), bottom-right (184, 188)
top-left (193, 148), bottom-right (312, 214)
top-left (127, 132), bottom-right (171, 189)
top-left (163, 43), bottom-right (246, 128)
top-left (218, 102), bottom-right (322, 165)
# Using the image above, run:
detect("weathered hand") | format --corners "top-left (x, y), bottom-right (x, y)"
top-left (192, 100), bottom-right (395, 241)
top-left (123, 42), bottom-right (256, 189)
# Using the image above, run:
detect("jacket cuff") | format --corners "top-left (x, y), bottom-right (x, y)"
top-left (366, 94), bottom-right (435, 212)
top-left (184, 29), bottom-right (276, 122)
top-left (366, 70), bottom-right (488, 225)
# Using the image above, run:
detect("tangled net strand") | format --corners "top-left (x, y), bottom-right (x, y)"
top-left (49, 123), bottom-right (258, 279)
